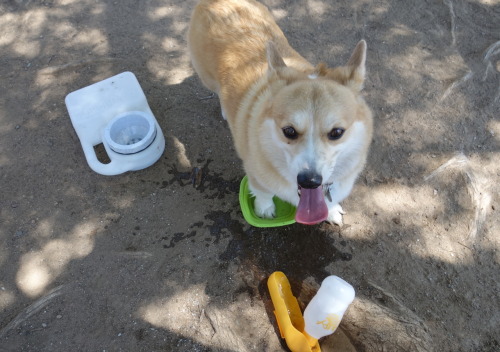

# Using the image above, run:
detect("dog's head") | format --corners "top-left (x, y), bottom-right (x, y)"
top-left (261, 41), bottom-right (372, 224)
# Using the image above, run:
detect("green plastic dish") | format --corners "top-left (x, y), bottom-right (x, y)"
top-left (239, 176), bottom-right (297, 227)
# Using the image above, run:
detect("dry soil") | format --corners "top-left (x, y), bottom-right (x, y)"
top-left (0, 0), bottom-right (499, 351)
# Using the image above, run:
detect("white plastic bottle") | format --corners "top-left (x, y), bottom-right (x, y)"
top-left (303, 275), bottom-right (355, 339)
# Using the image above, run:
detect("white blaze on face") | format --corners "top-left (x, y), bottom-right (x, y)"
top-left (290, 110), bottom-right (317, 173)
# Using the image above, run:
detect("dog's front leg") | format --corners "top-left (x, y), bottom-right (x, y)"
top-left (325, 175), bottom-right (357, 226)
top-left (326, 202), bottom-right (346, 226)
top-left (248, 179), bottom-right (276, 219)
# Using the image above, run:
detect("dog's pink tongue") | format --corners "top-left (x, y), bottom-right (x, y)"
top-left (295, 187), bottom-right (328, 225)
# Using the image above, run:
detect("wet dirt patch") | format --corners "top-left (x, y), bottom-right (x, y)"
top-left (164, 159), bottom-right (240, 199)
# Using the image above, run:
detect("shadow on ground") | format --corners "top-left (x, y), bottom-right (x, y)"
top-left (0, 0), bottom-right (499, 351)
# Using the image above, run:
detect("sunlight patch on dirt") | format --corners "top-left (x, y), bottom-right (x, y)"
top-left (162, 37), bottom-right (182, 52)
top-left (139, 284), bottom-right (277, 351)
top-left (384, 88), bottom-right (404, 106)
top-left (139, 285), bottom-right (209, 328)
top-left (56, 0), bottom-right (82, 5)
top-left (477, 0), bottom-right (500, 5)
top-left (307, 0), bottom-right (330, 17)
top-left (0, 13), bottom-right (17, 47)
top-left (387, 24), bottom-right (416, 39)
top-left (271, 8), bottom-right (288, 20)
top-left (16, 221), bottom-right (97, 297)
top-left (70, 28), bottom-right (109, 56)
top-left (344, 288), bottom-right (433, 351)
top-left (108, 195), bottom-right (136, 209)
top-left (488, 120), bottom-right (500, 141)
top-left (142, 32), bottom-right (191, 84)
top-left (0, 154), bottom-right (9, 167)
top-left (173, 136), bottom-right (193, 168)
top-left (372, 2), bottom-right (390, 16)
top-left (0, 289), bottom-right (15, 311)
top-left (147, 4), bottom-right (184, 21)
top-left (420, 231), bottom-right (475, 264)
top-left (371, 184), bottom-right (438, 215)
top-left (33, 218), bottom-right (56, 239)
top-left (0, 10), bottom-right (46, 58)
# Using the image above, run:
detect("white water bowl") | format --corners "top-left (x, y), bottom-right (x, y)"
top-left (104, 111), bottom-right (157, 154)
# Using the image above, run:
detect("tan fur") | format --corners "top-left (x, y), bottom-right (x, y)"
top-left (188, 0), bottom-right (373, 224)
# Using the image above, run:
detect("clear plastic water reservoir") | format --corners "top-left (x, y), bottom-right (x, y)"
top-left (104, 111), bottom-right (157, 154)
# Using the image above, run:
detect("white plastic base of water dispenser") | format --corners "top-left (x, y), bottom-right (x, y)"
top-left (65, 72), bottom-right (165, 176)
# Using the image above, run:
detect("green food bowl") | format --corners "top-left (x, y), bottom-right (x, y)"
top-left (239, 176), bottom-right (297, 227)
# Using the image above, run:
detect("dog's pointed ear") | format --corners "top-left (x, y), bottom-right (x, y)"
top-left (324, 40), bottom-right (367, 91)
top-left (266, 41), bottom-right (286, 73)
top-left (347, 40), bottom-right (366, 78)
top-left (345, 40), bottom-right (367, 90)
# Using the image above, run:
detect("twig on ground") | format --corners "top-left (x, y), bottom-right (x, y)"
top-left (483, 41), bottom-right (500, 62)
top-left (198, 93), bottom-right (215, 100)
top-left (482, 41), bottom-right (500, 81)
top-left (444, 0), bottom-right (457, 47)
top-left (425, 153), bottom-right (492, 240)
top-left (440, 71), bottom-right (473, 101)
top-left (204, 309), bottom-right (217, 338)
top-left (0, 285), bottom-right (68, 338)
top-left (38, 58), bottom-right (116, 75)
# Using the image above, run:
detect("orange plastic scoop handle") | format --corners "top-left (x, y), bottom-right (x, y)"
top-left (267, 272), bottom-right (321, 352)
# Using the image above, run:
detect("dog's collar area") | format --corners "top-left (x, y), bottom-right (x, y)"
top-left (324, 184), bottom-right (333, 202)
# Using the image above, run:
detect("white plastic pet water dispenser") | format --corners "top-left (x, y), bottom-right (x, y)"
top-left (303, 275), bottom-right (355, 339)
top-left (65, 72), bottom-right (165, 176)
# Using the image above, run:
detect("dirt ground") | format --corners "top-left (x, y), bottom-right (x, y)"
top-left (1, 0), bottom-right (499, 351)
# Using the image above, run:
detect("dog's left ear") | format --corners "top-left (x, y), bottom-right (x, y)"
top-left (345, 40), bottom-right (367, 91)
top-left (326, 40), bottom-right (367, 92)
top-left (266, 41), bottom-right (286, 73)
top-left (347, 40), bottom-right (366, 79)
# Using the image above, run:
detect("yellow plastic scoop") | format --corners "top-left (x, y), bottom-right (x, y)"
top-left (267, 272), bottom-right (321, 352)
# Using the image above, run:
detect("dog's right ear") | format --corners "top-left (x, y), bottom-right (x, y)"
top-left (266, 41), bottom-right (286, 73)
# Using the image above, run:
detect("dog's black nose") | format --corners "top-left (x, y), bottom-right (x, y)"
top-left (297, 171), bottom-right (322, 189)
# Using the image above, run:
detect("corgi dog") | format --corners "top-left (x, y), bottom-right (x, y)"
top-left (188, 0), bottom-right (373, 225)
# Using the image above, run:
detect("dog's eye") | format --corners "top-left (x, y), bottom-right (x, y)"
top-left (328, 128), bottom-right (345, 140)
top-left (282, 126), bottom-right (298, 140)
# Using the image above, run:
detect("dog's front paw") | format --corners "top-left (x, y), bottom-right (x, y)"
top-left (327, 203), bottom-right (345, 226)
top-left (254, 196), bottom-right (276, 219)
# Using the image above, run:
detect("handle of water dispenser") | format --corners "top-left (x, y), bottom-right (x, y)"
top-left (81, 142), bottom-right (128, 176)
